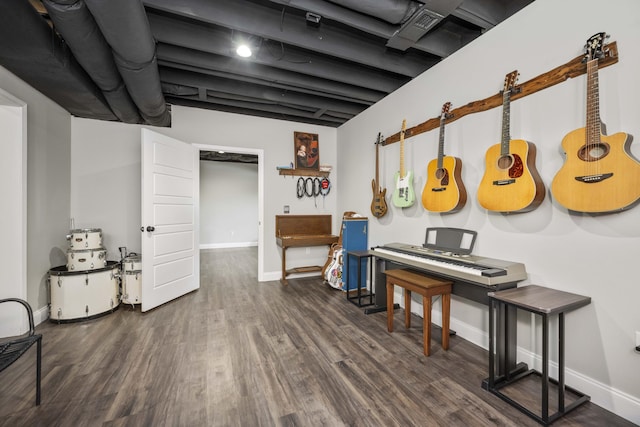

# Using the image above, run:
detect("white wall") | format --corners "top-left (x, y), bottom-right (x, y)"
top-left (199, 160), bottom-right (258, 248)
top-left (337, 0), bottom-right (640, 422)
top-left (70, 106), bottom-right (338, 281)
top-left (0, 65), bottom-right (71, 317)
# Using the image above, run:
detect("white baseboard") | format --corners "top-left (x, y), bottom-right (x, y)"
top-left (33, 305), bottom-right (49, 326)
top-left (262, 270), bottom-right (321, 282)
top-left (200, 242), bottom-right (257, 249)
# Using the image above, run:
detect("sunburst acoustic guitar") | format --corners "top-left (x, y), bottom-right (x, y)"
top-left (551, 32), bottom-right (640, 213)
top-left (422, 102), bottom-right (467, 213)
top-left (370, 132), bottom-right (388, 217)
top-left (392, 119), bottom-right (415, 208)
top-left (477, 70), bottom-right (545, 213)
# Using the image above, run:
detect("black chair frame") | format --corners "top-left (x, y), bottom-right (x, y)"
top-left (0, 298), bottom-right (42, 405)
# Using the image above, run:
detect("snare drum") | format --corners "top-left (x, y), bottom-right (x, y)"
top-left (66, 248), bottom-right (107, 271)
top-left (123, 253), bottom-right (141, 271)
top-left (49, 261), bottom-right (120, 322)
top-left (66, 228), bottom-right (103, 250)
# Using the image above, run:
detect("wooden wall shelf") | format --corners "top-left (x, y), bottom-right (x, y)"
top-left (383, 41), bottom-right (619, 145)
top-left (278, 169), bottom-right (330, 178)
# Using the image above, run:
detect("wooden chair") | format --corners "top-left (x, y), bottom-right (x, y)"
top-left (0, 298), bottom-right (42, 405)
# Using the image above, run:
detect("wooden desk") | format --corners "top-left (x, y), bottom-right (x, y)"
top-left (275, 215), bottom-right (338, 285)
top-left (485, 285), bottom-right (591, 425)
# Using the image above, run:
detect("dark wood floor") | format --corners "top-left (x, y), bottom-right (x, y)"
top-left (0, 248), bottom-right (634, 426)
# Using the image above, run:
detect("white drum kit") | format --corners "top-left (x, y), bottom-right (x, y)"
top-left (48, 227), bottom-right (143, 323)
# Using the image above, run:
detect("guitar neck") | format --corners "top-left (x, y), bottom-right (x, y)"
top-left (399, 119), bottom-right (407, 177)
top-left (437, 116), bottom-right (446, 169)
top-left (375, 137), bottom-right (380, 184)
top-left (586, 59), bottom-right (602, 145)
top-left (501, 89), bottom-right (511, 155)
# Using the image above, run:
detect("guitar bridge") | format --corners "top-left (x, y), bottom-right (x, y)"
top-left (575, 173), bottom-right (613, 183)
top-left (492, 179), bottom-right (515, 186)
top-left (431, 188), bottom-right (447, 192)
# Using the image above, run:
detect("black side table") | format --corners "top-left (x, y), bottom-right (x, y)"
top-left (485, 285), bottom-right (591, 425)
top-left (345, 250), bottom-right (376, 308)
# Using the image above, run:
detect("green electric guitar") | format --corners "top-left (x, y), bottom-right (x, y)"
top-left (392, 119), bottom-right (415, 207)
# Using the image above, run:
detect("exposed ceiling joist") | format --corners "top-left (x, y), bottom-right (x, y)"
top-left (1, 0), bottom-right (535, 127)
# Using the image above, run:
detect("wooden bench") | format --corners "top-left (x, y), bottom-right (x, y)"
top-left (384, 269), bottom-right (452, 356)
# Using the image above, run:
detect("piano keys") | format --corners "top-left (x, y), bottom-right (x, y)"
top-left (373, 243), bottom-right (527, 287)
top-left (275, 214), bottom-right (338, 285)
top-left (371, 243), bottom-right (527, 307)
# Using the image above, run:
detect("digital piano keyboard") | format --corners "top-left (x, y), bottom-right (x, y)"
top-left (373, 243), bottom-right (527, 288)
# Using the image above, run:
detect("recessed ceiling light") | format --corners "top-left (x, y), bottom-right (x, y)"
top-left (236, 44), bottom-right (252, 58)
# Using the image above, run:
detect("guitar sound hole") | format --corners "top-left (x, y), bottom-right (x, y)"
top-left (435, 168), bottom-right (449, 185)
top-left (578, 143), bottom-right (610, 161)
top-left (496, 155), bottom-right (513, 171)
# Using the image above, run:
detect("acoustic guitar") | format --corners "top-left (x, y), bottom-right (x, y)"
top-left (370, 132), bottom-right (388, 217)
top-left (321, 211), bottom-right (356, 280)
top-left (392, 119), bottom-right (415, 207)
top-left (477, 71), bottom-right (545, 213)
top-left (551, 32), bottom-right (640, 213)
top-left (421, 102), bottom-right (467, 212)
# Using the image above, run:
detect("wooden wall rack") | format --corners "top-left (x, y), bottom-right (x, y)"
top-left (279, 169), bottom-right (330, 178)
top-left (383, 41), bottom-right (619, 146)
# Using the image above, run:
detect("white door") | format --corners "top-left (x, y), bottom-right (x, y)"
top-left (141, 129), bottom-right (199, 312)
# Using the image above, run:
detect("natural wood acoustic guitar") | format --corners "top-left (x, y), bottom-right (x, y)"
top-left (392, 119), bottom-right (415, 208)
top-left (551, 32), bottom-right (640, 213)
top-left (477, 71), bottom-right (545, 212)
top-left (370, 132), bottom-right (388, 217)
top-left (421, 102), bottom-right (467, 212)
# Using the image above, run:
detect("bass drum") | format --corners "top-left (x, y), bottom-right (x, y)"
top-left (49, 261), bottom-right (120, 323)
top-left (66, 228), bottom-right (103, 250)
top-left (66, 248), bottom-right (107, 271)
top-left (122, 269), bottom-right (141, 305)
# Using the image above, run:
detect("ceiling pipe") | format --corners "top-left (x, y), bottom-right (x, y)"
top-left (0, 0), bottom-right (116, 121)
top-left (42, 0), bottom-right (142, 124)
top-left (85, 0), bottom-right (170, 126)
top-left (327, 0), bottom-right (421, 25)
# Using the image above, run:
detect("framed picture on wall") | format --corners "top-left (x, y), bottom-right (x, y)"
top-left (294, 131), bottom-right (319, 170)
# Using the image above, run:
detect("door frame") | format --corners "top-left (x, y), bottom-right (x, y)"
top-left (194, 143), bottom-right (264, 281)
top-left (0, 88), bottom-right (28, 335)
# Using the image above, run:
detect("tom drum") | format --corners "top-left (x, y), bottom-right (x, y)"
top-left (66, 248), bottom-right (107, 271)
top-left (49, 261), bottom-right (120, 322)
top-left (66, 228), bottom-right (103, 250)
top-left (122, 270), bottom-right (142, 305)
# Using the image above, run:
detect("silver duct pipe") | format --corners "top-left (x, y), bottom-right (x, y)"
top-left (42, 0), bottom-right (142, 124)
top-left (0, 0), bottom-right (115, 121)
top-left (85, 0), bottom-right (170, 127)
top-left (327, 0), bottom-right (421, 25)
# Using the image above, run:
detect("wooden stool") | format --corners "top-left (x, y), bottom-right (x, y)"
top-left (384, 269), bottom-right (452, 356)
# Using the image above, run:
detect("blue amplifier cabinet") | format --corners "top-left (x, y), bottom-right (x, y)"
top-left (341, 218), bottom-right (368, 291)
